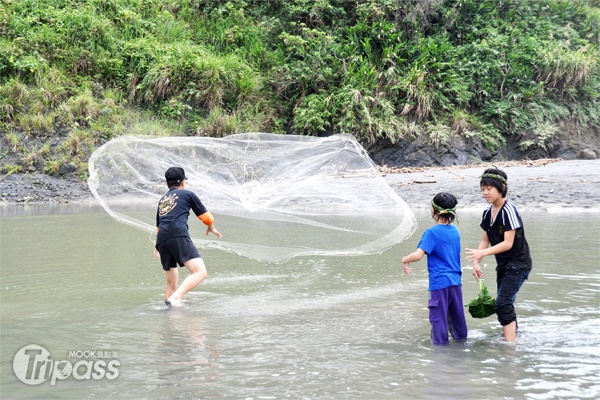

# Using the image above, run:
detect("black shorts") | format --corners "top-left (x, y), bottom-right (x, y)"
top-left (156, 236), bottom-right (201, 271)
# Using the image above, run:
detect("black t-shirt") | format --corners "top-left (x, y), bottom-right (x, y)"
top-left (480, 200), bottom-right (532, 270)
top-left (155, 188), bottom-right (208, 245)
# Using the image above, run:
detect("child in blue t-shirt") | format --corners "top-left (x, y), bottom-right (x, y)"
top-left (401, 192), bottom-right (468, 345)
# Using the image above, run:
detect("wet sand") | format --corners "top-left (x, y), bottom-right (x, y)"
top-left (383, 159), bottom-right (600, 212)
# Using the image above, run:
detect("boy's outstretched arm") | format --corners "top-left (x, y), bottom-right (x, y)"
top-left (466, 230), bottom-right (515, 278)
top-left (401, 249), bottom-right (425, 274)
top-left (199, 212), bottom-right (222, 238)
top-left (468, 231), bottom-right (489, 279)
top-left (205, 224), bottom-right (222, 238)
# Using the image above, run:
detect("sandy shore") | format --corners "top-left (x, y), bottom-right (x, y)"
top-left (1, 159), bottom-right (599, 213)
top-left (383, 159), bottom-right (600, 212)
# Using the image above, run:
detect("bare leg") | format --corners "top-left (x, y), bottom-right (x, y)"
top-left (167, 258), bottom-right (208, 306)
top-left (503, 321), bottom-right (517, 342)
top-left (164, 268), bottom-right (179, 301)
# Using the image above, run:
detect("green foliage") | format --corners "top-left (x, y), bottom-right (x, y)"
top-left (2, 164), bottom-right (23, 175)
top-left (189, 1), bottom-right (281, 70)
top-left (1, 0), bottom-right (598, 178)
top-left (293, 93), bottom-right (334, 136)
top-left (536, 45), bottom-right (598, 93)
top-left (282, 0), bottom-right (349, 29)
top-left (519, 122), bottom-right (561, 151)
top-left (195, 106), bottom-right (239, 137)
top-left (451, 108), bottom-right (478, 135)
top-left (63, 90), bottom-right (99, 127)
top-left (131, 44), bottom-right (261, 113)
top-left (424, 122), bottom-right (451, 147)
top-left (42, 159), bottom-right (62, 175)
top-left (4, 132), bottom-right (23, 152)
top-left (466, 279), bottom-right (496, 319)
top-left (333, 87), bottom-right (406, 144)
top-left (22, 143), bottom-right (50, 169)
top-left (159, 98), bottom-right (193, 121)
top-left (275, 25), bottom-right (341, 99)
top-left (17, 112), bottom-right (54, 134)
top-left (0, 78), bottom-right (30, 122)
top-left (195, 101), bottom-right (274, 137)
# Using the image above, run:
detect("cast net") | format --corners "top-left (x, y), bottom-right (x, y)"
top-left (88, 133), bottom-right (416, 263)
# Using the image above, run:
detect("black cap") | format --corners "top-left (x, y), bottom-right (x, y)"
top-left (165, 167), bottom-right (187, 186)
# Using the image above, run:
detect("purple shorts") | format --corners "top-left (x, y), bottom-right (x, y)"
top-left (428, 285), bottom-right (468, 345)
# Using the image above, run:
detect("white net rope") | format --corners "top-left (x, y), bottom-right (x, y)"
top-left (88, 133), bottom-right (416, 263)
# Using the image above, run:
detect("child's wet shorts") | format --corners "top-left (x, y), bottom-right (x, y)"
top-left (156, 236), bottom-right (201, 271)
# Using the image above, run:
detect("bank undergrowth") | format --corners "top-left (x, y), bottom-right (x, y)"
top-left (1, 0), bottom-right (598, 178)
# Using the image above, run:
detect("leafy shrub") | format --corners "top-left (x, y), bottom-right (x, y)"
top-left (1, 0), bottom-right (598, 179)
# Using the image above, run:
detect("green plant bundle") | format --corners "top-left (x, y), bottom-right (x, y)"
top-left (465, 279), bottom-right (496, 319)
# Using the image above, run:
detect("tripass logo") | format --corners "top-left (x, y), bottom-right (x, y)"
top-left (13, 344), bottom-right (120, 385)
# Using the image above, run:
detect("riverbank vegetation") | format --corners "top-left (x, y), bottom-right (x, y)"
top-left (1, 0), bottom-right (598, 178)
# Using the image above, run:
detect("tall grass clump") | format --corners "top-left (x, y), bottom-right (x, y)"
top-left (536, 45), bottom-right (598, 93)
top-left (132, 43), bottom-right (261, 113)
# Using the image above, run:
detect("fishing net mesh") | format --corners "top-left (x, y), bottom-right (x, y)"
top-left (88, 133), bottom-right (416, 263)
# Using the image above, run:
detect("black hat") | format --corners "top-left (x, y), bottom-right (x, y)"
top-left (165, 167), bottom-right (187, 186)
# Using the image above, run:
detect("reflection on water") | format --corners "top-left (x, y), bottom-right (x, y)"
top-left (1, 205), bottom-right (599, 399)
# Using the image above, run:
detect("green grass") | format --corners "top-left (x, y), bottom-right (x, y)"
top-left (1, 0), bottom-right (598, 179)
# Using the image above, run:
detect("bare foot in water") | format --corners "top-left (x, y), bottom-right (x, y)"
top-left (165, 296), bottom-right (184, 308)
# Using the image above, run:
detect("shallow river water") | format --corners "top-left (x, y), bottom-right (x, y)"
top-left (1, 204), bottom-right (599, 399)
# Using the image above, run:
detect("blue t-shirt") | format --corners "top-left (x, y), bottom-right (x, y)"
top-left (417, 224), bottom-right (462, 291)
top-left (155, 188), bottom-right (208, 245)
